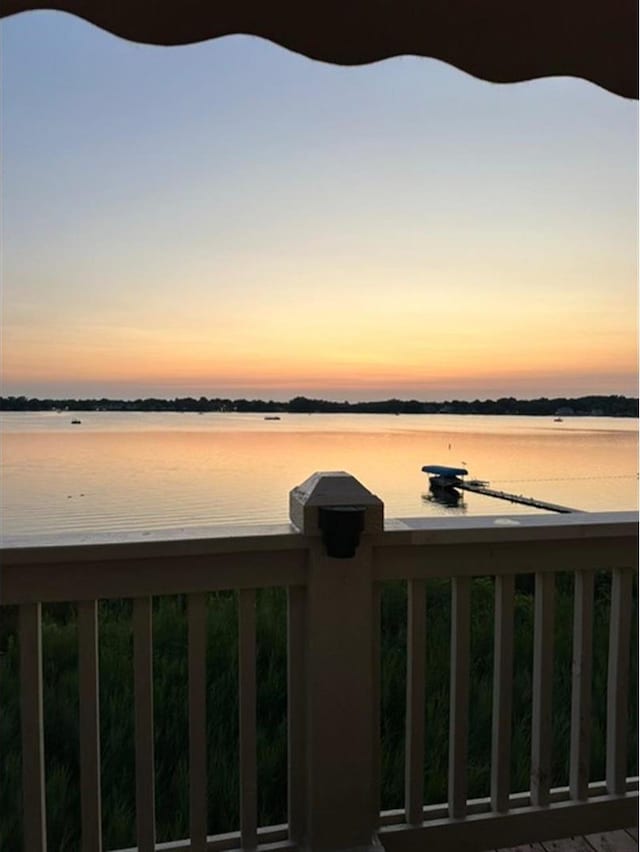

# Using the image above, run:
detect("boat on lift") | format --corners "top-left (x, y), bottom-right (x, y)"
top-left (422, 464), bottom-right (574, 513)
top-left (421, 464), bottom-right (468, 492)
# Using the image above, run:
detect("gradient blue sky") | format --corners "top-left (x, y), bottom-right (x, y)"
top-left (1, 11), bottom-right (638, 400)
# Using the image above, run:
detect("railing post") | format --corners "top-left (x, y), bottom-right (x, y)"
top-left (290, 472), bottom-right (384, 852)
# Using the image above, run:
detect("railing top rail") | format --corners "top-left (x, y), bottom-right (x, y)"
top-left (2, 511), bottom-right (637, 565)
top-left (379, 510), bottom-right (639, 547)
top-left (0, 523), bottom-right (308, 605)
top-left (0, 522), bottom-right (302, 565)
top-left (374, 512), bottom-right (638, 582)
top-left (1, 511), bottom-right (636, 605)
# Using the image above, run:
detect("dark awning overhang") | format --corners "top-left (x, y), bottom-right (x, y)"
top-left (1, 0), bottom-right (638, 100)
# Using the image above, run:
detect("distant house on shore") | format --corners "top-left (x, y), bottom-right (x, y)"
top-left (554, 406), bottom-right (575, 416)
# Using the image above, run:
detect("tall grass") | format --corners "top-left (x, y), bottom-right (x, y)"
top-left (0, 575), bottom-right (636, 851)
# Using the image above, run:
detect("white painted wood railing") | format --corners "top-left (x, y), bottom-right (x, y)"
top-left (0, 473), bottom-right (637, 852)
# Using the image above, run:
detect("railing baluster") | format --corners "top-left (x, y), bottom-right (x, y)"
top-left (491, 574), bottom-right (515, 813)
top-left (19, 602), bottom-right (47, 852)
top-left (78, 600), bottom-right (102, 852)
top-left (372, 582), bottom-right (382, 829)
top-left (531, 572), bottom-right (555, 807)
top-left (448, 576), bottom-right (471, 819)
top-left (569, 570), bottom-right (594, 801)
top-left (405, 579), bottom-right (426, 825)
top-left (606, 568), bottom-right (632, 795)
top-left (188, 593), bottom-right (208, 852)
top-left (239, 589), bottom-right (257, 849)
top-left (133, 596), bottom-right (155, 852)
top-left (287, 585), bottom-right (306, 844)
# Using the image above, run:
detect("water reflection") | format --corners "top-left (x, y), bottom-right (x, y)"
top-left (422, 489), bottom-right (468, 512)
top-left (1, 413), bottom-right (637, 538)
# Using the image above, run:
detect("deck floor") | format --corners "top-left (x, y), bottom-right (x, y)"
top-left (495, 828), bottom-right (638, 851)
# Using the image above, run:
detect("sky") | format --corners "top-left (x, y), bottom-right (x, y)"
top-left (1, 11), bottom-right (638, 402)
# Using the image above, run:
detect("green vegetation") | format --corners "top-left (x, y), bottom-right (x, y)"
top-left (0, 577), bottom-right (637, 851)
top-left (1, 394), bottom-right (638, 416)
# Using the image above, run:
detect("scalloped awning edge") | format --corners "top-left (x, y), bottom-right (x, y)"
top-left (1, 0), bottom-right (638, 99)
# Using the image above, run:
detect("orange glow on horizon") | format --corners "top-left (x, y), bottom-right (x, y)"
top-left (2, 230), bottom-right (637, 400)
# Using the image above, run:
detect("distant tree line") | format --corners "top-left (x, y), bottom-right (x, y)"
top-left (0, 393), bottom-right (637, 416)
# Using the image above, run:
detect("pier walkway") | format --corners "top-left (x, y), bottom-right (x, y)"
top-left (457, 482), bottom-right (581, 513)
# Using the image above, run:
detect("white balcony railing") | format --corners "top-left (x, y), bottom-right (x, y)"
top-left (0, 472), bottom-right (637, 852)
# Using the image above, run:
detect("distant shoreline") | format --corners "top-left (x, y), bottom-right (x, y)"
top-left (1, 394), bottom-right (638, 417)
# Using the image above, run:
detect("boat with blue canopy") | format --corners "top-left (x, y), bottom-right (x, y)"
top-left (421, 465), bottom-right (468, 478)
top-left (421, 464), bottom-right (468, 494)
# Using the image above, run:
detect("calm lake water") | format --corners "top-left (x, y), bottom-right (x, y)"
top-left (1, 412), bottom-right (637, 542)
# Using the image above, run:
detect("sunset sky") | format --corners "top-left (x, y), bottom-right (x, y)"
top-left (1, 12), bottom-right (638, 401)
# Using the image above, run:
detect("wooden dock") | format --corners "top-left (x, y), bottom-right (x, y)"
top-left (497, 828), bottom-right (638, 852)
top-left (493, 826), bottom-right (638, 851)
top-left (457, 482), bottom-right (581, 514)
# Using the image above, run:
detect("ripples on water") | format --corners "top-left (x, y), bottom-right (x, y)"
top-left (1, 412), bottom-right (637, 540)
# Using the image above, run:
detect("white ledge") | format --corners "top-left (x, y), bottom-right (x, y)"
top-left (379, 510), bottom-right (638, 545)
